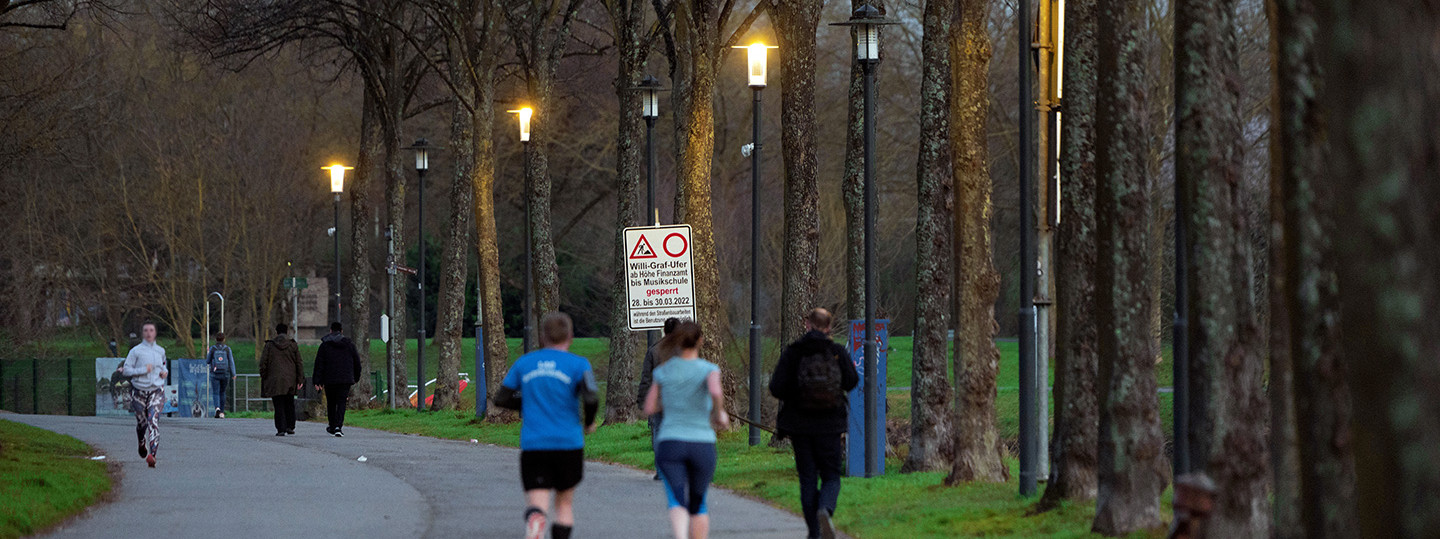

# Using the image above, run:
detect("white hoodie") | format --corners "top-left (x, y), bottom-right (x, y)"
top-left (122, 341), bottom-right (168, 391)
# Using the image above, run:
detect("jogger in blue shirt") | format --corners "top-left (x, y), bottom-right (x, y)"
top-left (495, 312), bottom-right (599, 539)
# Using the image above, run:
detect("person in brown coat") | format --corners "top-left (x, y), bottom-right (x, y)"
top-left (259, 323), bottom-right (304, 436)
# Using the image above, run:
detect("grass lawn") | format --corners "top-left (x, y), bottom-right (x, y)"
top-left (0, 420), bottom-right (111, 539)
top-left (284, 408), bottom-right (1167, 538)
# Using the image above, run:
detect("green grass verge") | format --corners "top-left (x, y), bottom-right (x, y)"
top-left (0, 419), bottom-right (111, 539)
top-left (322, 409), bottom-right (1164, 538)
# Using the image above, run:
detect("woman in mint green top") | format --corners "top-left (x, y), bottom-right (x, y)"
top-left (643, 321), bottom-right (728, 539)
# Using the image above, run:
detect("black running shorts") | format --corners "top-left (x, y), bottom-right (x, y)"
top-left (519, 449), bottom-right (585, 491)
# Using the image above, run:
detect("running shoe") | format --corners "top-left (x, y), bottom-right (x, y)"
top-left (146, 454), bottom-right (156, 468)
top-left (333, 430), bottom-right (344, 438)
top-left (524, 510), bottom-right (546, 539)
top-left (138, 445), bottom-right (147, 458)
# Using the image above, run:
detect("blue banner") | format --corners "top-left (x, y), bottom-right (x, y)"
top-left (172, 359), bottom-right (213, 418)
top-left (846, 319), bottom-right (889, 477)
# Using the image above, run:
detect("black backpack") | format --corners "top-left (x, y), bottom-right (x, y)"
top-left (796, 347), bottom-right (844, 410)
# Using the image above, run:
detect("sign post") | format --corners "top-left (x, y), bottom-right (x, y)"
top-left (847, 319), bottom-right (888, 477)
top-left (624, 224), bottom-right (697, 329)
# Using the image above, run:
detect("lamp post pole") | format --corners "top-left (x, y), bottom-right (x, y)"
top-left (417, 163), bottom-right (427, 410)
top-left (523, 140), bottom-right (534, 353)
top-left (1017, 0), bottom-right (1039, 496)
top-left (334, 192), bottom-right (342, 325)
top-left (749, 83), bottom-right (763, 447)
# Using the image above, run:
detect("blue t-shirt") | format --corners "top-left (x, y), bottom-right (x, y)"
top-left (501, 349), bottom-right (597, 451)
top-left (653, 357), bottom-right (720, 444)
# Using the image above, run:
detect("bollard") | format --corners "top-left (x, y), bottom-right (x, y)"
top-left (66, 358), bottom-right (73, 416)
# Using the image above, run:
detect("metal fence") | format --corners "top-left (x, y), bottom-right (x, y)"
top-left (0, 358), bottom-right (95, 416)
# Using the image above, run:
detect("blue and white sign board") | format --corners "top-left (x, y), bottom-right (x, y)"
top-left (173, 359), bottom-right (213, 418)
top-left (846, 319), bottom-right (889, 477)
top-left (624, 224), bottom-right (697, 330)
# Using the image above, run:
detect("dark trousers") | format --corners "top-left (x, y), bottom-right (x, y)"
top-left (324, 384), bottom-right (351, 430)
top-left (791, 432), bottom-right (844, 538)
top-left (211, 377), bottom-right (229, 415)
top-left (271, 395), bottom-right (296, 433)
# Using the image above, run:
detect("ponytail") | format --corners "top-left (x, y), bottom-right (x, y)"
top-left (655, 321), bottom-right (702, 364)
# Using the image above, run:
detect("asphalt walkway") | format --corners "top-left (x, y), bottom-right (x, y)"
top-left (8, 415), bottom-right (809, 539)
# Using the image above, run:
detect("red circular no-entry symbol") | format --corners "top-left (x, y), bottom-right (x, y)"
top-left (663, 233), bottom-right (688, 257)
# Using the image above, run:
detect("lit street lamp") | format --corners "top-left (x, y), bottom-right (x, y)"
top-left (405, 138), bottom-right (439, 410)
top-left (508, 107), bottom-right (535, 353)
top-left (832, 3), bottom-right (894, 478)
top-left (632, 75), bottom-right (667, 349)
top-left (323, 164), bottom-right (352, 326)
top-left (732, 41), bottom-right (776, 447)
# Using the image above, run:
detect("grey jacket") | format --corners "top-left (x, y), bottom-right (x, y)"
top-left (122, 341), bottom-right (168, 391)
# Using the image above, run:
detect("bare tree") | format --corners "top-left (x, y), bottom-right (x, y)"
top-left (1317, 1), bottom-right (1440, 536)
top-left (1040, 0), bottom-right (1099, 506)
top-left (1091, 1), bottom-right (1168, 534)
top-left (1175, 0), bottom-right (1269, 534)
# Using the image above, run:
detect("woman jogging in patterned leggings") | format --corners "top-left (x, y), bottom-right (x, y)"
top-left (642, 321), bottom-right (729, 539)
top-left (118, 322), bottom-right (168, 468)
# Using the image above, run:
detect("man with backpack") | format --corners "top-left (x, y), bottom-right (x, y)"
top-left (769, 308), bottom-right (859, 539)
top-left (206, 332), bottom-right (236, 418)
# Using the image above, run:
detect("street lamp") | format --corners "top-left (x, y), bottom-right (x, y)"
top-left (833, 3), bottom-right (893, 477)
top-left (508, 107), bottom-right (535, 353)
top-left (631, 75), bottom-right (668, 350)
top-left (733, 41), bottom-right (775, 447)
top-left (323, 164), bottom-right (352, 326)
top-left (404, 138), bottom-right (439, 410)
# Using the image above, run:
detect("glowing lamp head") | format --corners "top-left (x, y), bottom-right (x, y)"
top-left (746, 43), bottom-right (769, 88)
top-left (831, 4), bottom-right (893, 63)
top-left (508, 108), bottom-right (533, 142)
top-left (323, 164), bottom-right (353, 193)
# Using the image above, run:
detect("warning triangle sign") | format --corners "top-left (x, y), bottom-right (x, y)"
top-left (629, 236), bottom-right (658, 259)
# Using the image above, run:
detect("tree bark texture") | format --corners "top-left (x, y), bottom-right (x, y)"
top-left (1271, 0), bottom-right (1357, 535)
top-left (1091, 2), bottom-right (1168, 534)
top-left (840, 0), bottom-right (874, 322)
top-left (773, 0), bottom-right (820, 346)
top-left (944, 0), bottom-right (1006, 484)
top-left (472, 70), bottom-right (508, 421)
top-left (903, 0), bottom-right (955, 474)
top-left (1175, 0), bottom-right (1270, 534)
top-left (1040, 0), bottom-right (1099, 505)
top-left (374, 41), bottom-right (411, 408)
top-left (1268, 0), bottom-right (1350, 536)
top-left (669, 0), bottom-right (729, 376)
top-left (1318, 1), bottom-right (1440, 536)
top-left (603, 0), bottom-right (647, 423)
top-left (347, 85), bottom-right (379, 408)
top-left (431, 43), bottom-right (477, 411)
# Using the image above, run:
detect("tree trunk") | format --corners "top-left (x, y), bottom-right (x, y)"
top-left (382, 72), bottom-right (411, 407)
top-left (905, 0), bottom-right (955, 474)
top-left (347, 86), bottom-right (379, 408)
top-left (773, 0), bottom-right (820, 345)
top-left (944, 0), bottom-right (1005, 484)
top-left (1040, 0), bottom-right (1099, 506)
top-left (1317, 2), bottom-right (1440, 536)
top-left (1092, 2), bottom-right (1168, 534)
top-left (604, 0), bottom-right (647, 424)
top-left (431, 51), bottom-right (475, 411)
top-left (671, 3), bottom-right (726, 379)
top-left (840, 0), bottom-right (873, 323)
top-left (1270, 0), bottom-right (1356, 535)
top-left (472, 62), bottom-right (507, 421)
top-left (1175, 0), bottom-right (1270, 534)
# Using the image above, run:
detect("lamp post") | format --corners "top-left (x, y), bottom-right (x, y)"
top-left (508, 108), bottom-right (535, 352)
top-left (833, 3), bottom-right (893, 477)
top-left (1017, 0), bottom-right (1039, 496)
top-left (733, 41), bottom-right (775, 447)
top-left (405, 139), bottom-right (438, 410)
top-left (324, 164), bottom-right (352, 326)
top-left (632, 75), bottom-right (667, 349)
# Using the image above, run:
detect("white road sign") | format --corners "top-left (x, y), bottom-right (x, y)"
top-left (625, 224), bottom-right (696, 330)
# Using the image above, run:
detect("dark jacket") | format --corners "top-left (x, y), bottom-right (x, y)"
top-left (769, 330), bottom-right (859, 436)
top-left (312, 332), bottom-right (362, 386)
top-left (258, 334), bottom-right (303, 397)
top-left (637, 343), bottom-right (661, 406)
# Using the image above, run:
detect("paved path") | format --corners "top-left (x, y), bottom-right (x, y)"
top-left (8, 415), bottom-right (808, 539)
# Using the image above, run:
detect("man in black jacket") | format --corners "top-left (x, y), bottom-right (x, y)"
top-left (313, 322), bottom-right (362, 437)
top-left (769, 308), bottom-right (859, 539)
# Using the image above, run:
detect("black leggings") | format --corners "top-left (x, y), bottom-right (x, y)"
top-left (656, 440), bottom-right (716, 515)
